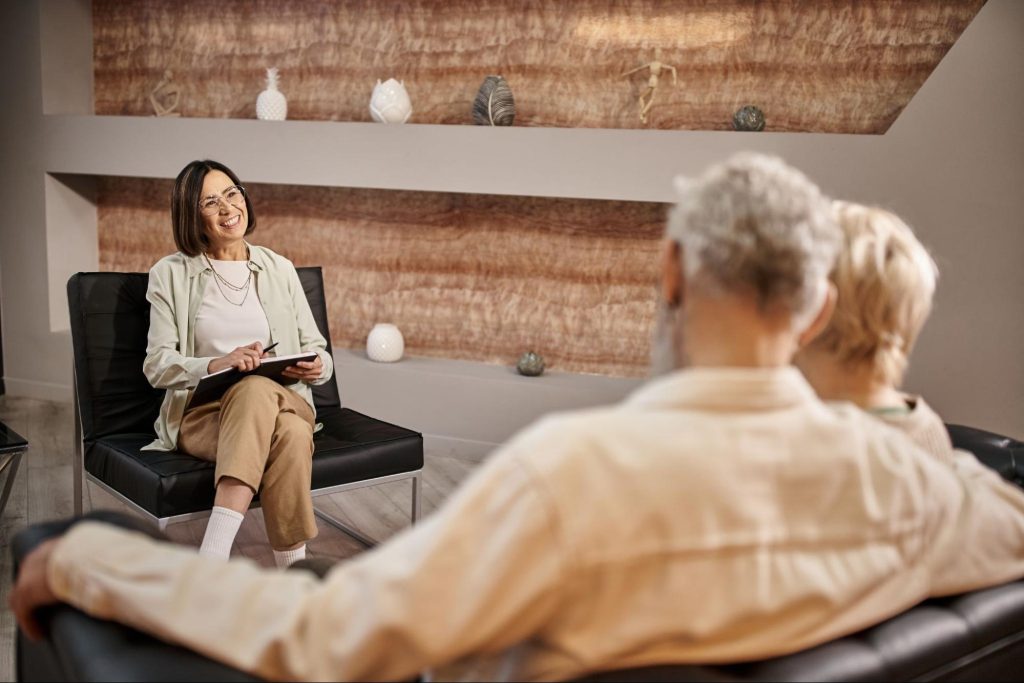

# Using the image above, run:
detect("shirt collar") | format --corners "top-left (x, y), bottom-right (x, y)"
top-left (184, 241), bottom-right (264, 277)
top-left (626, 366), bottom-right (821, 413)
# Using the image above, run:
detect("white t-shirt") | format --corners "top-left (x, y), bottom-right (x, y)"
top-left (193, 259), bottom-right (271, 358)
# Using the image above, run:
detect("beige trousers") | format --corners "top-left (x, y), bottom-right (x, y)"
top-left (178, 375), bottom-right (318, 549)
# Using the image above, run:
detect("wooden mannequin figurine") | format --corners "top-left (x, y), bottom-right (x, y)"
top-left (621, 60), bottom-right (677, 125)
top-left (150, 70), bottom-right (181, 117)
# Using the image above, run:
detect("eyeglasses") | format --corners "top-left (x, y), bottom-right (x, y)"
top-left (198, 185), bottom-right (246, 216)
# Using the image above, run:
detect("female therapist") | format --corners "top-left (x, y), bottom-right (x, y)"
top-left (143, 159), bottom-right (334, 567)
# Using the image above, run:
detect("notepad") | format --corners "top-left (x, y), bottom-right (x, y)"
top-left (188, 351), bottom-right (318, 408)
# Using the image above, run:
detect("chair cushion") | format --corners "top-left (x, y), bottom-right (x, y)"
top-left (85, 408), bottom-right (423, 519)
top-left (297, 269), bottom-right (342, 412)
top-left (308, 407), bottom-right (424, 485)
top-left (67, 272), bottom-right (164, 440)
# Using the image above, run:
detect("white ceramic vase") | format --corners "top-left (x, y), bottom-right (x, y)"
top-left (256, 67), bottom-right (288, 121)
top-left (366, 323), bottom-right (405, 362)
top-left (369, 78), bottom-right (412, 124)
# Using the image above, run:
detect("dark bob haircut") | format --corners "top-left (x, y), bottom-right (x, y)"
top-left (171, 160), bottom-right (256, 256)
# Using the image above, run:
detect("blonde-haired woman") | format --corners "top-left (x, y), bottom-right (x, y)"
top-left (795, 201), bottom-right (953, 462)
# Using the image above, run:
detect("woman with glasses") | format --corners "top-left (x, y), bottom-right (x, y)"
top-left (141, 159), bottom-right (334, 567)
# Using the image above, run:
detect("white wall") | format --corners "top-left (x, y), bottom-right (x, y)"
top-left (1, 1), bottom-right (1021, 439)
top-left (0, 0), bottom-right (71, 400)
top-left (860, 1), bottom-right (1024, 438)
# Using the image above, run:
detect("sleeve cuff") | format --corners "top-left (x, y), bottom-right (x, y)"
top-left (47, 522), bottom-right (125, 611)
top-left (185, 357), bottom-right (217, 385)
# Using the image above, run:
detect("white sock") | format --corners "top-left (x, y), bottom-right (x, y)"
top-left (199, 506), bottom-right (245, 560)
top-left (273, 544), bottom-right (306, 568)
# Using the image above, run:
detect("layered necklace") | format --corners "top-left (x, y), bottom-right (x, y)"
top-left (203, 252), bottom-right (253, 307)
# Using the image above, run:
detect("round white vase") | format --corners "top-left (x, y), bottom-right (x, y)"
top-left (366, 323), bottom-right (404, 362)
top-left (369, 78), bottom-right (412, 124)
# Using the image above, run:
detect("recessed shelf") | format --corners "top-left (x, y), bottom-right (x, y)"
top-left (41, 115), bottom-right (878, 204)
top-left (333, 349), bottom-right (642, 458)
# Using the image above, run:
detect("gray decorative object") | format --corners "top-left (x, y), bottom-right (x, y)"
top-left (473, 75), bottom-right (515, 126)
top-left (733, 105), bottom-right (766, 131)
top-left (516, 350), bottom-right (545, 377)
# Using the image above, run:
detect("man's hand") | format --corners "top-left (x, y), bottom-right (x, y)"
top-left (9, 538), bottom-right (61, 641)
top-left (208, 341), bottom-right (264, 375)
top-left (281, 355), bottom-right (324, 383)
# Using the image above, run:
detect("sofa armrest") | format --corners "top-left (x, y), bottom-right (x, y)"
top-left (12, 512), bottom-right (262, 682)
top-left (19, 605), bottom-right (262, 682)
top-left (948, 423), bottom-right (1024, 487)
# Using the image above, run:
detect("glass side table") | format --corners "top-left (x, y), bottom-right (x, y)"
top-left (0, 420), bottom-right (28, 517)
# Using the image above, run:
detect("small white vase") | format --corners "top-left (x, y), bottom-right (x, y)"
top-left (369, 78), bottom-right (412, 124)
top-left (366, 323), bottom-right (405, 362)
top-left (256, 67), bottom-right (288, 121)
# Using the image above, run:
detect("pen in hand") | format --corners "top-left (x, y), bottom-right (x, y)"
top-left (261, 342), bottom-right (279, 357)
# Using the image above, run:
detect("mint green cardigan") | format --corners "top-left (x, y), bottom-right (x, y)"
top-left (142, 244), bottom-right (334, 451)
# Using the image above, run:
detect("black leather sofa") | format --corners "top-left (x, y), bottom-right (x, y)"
top-left (13, 425), bottom-right (1024, 682)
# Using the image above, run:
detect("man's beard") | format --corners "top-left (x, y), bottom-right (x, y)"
top-left (650, 300), bottom-right (685, 376)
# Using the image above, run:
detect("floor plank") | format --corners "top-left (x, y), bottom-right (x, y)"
top-left (0, 394), bottom-right (475, 683)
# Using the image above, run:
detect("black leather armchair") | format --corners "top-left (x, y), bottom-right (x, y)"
top-left (67, 268), bottom-right (424, 546)
top-left (13, 426), bottom-right (1024, 682)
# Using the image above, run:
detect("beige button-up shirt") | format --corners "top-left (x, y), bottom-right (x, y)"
top-left (49, 367), bottom-right (1024, 681)
top-left (143, 243), bottom-right (334, 451)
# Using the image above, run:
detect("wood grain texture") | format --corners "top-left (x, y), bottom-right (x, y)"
top-left (92, 0), bottom-right (984, 133)
top-left (97, 177), bottom-right (665, 376)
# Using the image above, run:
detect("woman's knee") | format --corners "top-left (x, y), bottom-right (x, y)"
top-left (222, 375), bottom-right (281, 405)
top-left (222, 376), bottom-right (286, 419)
top-left (271, 413), bottom-right (314, 456)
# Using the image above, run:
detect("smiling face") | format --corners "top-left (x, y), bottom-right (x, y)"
top-left (200, 170), bottom-right (249, 255)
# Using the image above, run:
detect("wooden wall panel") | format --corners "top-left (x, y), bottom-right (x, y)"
top-left (97, 178), bottom-right (665, 376)
top-left (92, 0), bottom-right (983, 133)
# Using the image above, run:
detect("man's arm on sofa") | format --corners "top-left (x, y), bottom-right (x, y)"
top-left (928, 448), bottom-right (1024, 596)
top-left (11, 511), bottom-right (262, 682)
top-left (34, 441), bottom-right (567, 681)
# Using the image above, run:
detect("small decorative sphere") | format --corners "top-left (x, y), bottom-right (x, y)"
top-left (516, 351), bottom-right (545, 377)
top-left (733, 105), bottom-right (766, 132)
top-left (366, 323), bottom-right (404, 362)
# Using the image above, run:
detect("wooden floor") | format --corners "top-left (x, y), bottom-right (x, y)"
top-left (0, 394), bottom-right (477, 682)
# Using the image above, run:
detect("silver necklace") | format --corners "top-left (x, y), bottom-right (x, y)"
top-left (204, 253), bottom-right (253, 307)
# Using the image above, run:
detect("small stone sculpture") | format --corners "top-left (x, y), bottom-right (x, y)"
top-left (621, 60), bottom-right (677, 125)
top-left (516, 351), bottom-right (545, 377)
top-left (733, 105), bottom-right (766, 131)
top-left (149, 70), bottom-right (181, 117)
top-left (369, 79), bottom-right (413, 124)
top-left (472, 76), bottom-right (515, 126)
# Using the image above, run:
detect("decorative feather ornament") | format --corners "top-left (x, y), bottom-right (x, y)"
top-left (472, 75), bottom-right (515, 126)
